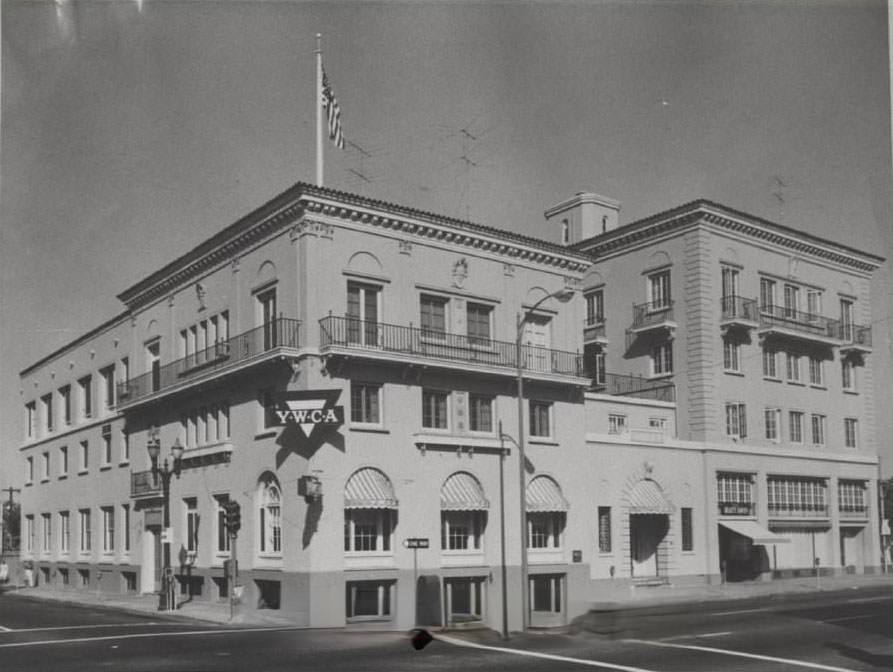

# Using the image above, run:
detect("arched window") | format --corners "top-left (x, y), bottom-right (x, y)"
top-left (258, 474), bottom-right (282, 556)
top-left (343, 468), bottom-right (397, 553)
top-left (440, 472), bottom-right (488, 552)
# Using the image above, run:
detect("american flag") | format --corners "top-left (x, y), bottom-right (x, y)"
top-left (321, 67), bottom-right (345, 150)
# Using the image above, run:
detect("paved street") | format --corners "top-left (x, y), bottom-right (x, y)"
top-left (3, 587), bottom-right (893, 671)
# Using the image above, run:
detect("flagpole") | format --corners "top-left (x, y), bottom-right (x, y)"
top-left (315, 33), bottom-right (323, 187)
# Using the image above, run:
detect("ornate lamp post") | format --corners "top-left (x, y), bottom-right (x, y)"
top-left (515, 287), bottom-right (575, 631)
top-left (147, 435), bottom-right (184, 611)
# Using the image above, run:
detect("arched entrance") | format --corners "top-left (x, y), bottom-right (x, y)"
top-left (626, 478), bottom-right (674, 580)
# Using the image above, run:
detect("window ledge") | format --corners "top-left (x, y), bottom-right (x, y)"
top-left (78, 469), bottom-right (88, 476)
top-left (25, 482), bottom-right (33, 487)
top-left (809, 385), bottom-right (827, 391)
top-left (118, 460), bottom-right (130, 467)
top-left (786, 380), bottom-right (806, 387)
top-left (723, 370), bottom-right (745, 377)
top-left (100, 465), bottom-right (112, 471)
top-left (254, 430), bottom-right (278, 440)
top-left (350, 425), bottom-right (389, 434)
top-left (763, 376), bottom-right (782, 383)
top-left (40, 478), bottom-right (49, 484)
top-left (528, 438), bottom-right (559, 446)
top-left (843, 390), bottom-right (859, 396)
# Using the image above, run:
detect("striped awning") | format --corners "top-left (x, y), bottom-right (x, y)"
top-left (628, 479), bottom-right (675, 515)
top-left (441, 472), bottom-right (489, 511)
top-left (344, 468), bottom-right (398, 509)
top-left (720, 520), bottom-right (790, 545)
top-left (526, 476), bottom-right (569, 512)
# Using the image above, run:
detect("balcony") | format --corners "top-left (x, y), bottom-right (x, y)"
top-left (131, 470), bottom-right (160, 499)
top-left (117, 318), bottom-right (302, 407)
top-left (720, 296), bottom-right (759, 331)
top-left (591, 372), bottom-right (676, 402)
top-left (839, 323), bottom-right (872, 356)
top-left (583, 320), bottom-right (608, 346)
top-left (757, 305), bottom-right (841, 348)
top-left (629, 301), bottom-right (676, 335)
top-left (318, 315), bottom-right (586, 382)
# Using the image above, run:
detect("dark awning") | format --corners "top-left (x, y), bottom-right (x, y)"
top-left (628, 479), bottom-right (674, 515)
top-left (721, 519), bottom-right (790, 544)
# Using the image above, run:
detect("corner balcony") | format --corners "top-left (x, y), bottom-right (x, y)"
top-left (839, 324), bottom-right (872, 356)
top-left (117, 318), bottom-right (302, 408)
top-left (318, 315), bottom-right (587, 385)
top-left (757, 305), bottom-right (841, 348)
top-left (130, 470), bottom-right (160, 500)
top-left (591, 372), bottom-right (676, 402)
top-left (629, 301), bottom-right (676, 336)
top-left (720, 296), bottom-right (759, 331)
top-left (583, 319), bottom-right (608, 346)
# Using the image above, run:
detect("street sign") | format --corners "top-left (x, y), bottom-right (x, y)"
top-left (404, 537), bottom-right (429, 549)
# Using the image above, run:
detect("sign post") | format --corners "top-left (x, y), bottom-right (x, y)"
top-left (403, 538), bottom-right (429, 626)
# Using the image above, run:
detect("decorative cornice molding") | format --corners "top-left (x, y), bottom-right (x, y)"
top-left (577, 201), bottom-right (883, 273)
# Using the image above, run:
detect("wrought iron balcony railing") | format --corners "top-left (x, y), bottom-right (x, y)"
top-left (591, 372), bottom-right (676, 402)
top-left (720, 296), bottom-right (759, 325)
top-left (117, 318), bottom-right (301, 405)
top-left (839, 323), bottom-right (872, 349)
top-left (131, 470), bottom-right (160, 498)
top-left (630, 301), bottom-right (675, 332)
top-left (758, 304), bottom-right (840, 342)
top-left (319, 315), bottom-right (585, 377)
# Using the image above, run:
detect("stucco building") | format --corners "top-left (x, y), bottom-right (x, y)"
top-left (15, 184), bottom-right (884, 631)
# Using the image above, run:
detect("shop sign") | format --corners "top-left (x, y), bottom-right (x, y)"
top-left (720, 503), bottom-right (752, 516)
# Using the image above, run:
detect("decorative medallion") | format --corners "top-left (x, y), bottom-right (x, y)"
top-left (195, 282), bottom-right (206, 311)
top-left (452, 258), bottom-right (468, 288)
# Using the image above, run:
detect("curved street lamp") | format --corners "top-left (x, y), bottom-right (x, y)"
top-left (515, 287), bottom-right (575, 631)
top-left (148, 435), bottom-right (184, 611)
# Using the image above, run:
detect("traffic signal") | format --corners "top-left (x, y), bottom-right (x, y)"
top-left (224, 501), bottom-right (241, 535)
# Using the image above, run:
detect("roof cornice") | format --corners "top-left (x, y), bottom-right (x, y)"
top-left (117, 182), bottom-right (592, 310)
top-left (575, 199), bottom-right (885, 273)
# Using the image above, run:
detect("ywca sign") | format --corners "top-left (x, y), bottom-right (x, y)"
top-left (269, 390), bottom-right (344, 442)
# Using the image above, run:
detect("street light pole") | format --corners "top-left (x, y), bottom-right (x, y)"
top-left (515, 288), bottom-right (575, 632)
top-left (148, 436), bottom-right (184, 612)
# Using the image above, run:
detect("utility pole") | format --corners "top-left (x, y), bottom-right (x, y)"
top-left (223, 501), bottom-right (241, 620)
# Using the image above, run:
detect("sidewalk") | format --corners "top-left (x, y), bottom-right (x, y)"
top-left (3, 571), bottom-right (893, 629)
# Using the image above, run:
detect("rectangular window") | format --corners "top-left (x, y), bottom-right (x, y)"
top-left (102, 507), bottom-right (114, 553)
top-left (593, 350), bottom-right (606, 387)
top-left (789, 411), bottom-right (804, 443)
top-left (102, 425), bottom-right (112, 466)
top-left (681, 508), bottom-right (693, 552)
top-left (783, 284), bottom-right (799, 318)
top-left (41, 513), bottom-right (51, 553)
top-left (527, 512), bottom-right (564, 549)
top-left (78, 375), bottom-right (93, 419)
top-left (59, 385), bottom-right (71, 425)
top-left (723, 339), bottom-right (740, 372)
top-left (725, 403), bottom-right (747, 438)
top-left (585, 289), bottom-right (605, 325)
top-left (648, 270), bottom-right (671, 309)
top-left (811, 414), bottom-right (826, 446)
top-left (841, 360), bottom-right (856, 392)
top-left (764, 408), bottom-right (780, 441)
top-left (344, 510), bottom-right (392, 553)
top-left (840, 298), bottom-right (854, 341)
top-left (60, 446), bottom-right (68, 476)
top-left (185, 498), bottom-right (199, 553)
top-left (839, 480), bottom-right (867, 515)
top-left (146, 340), bottom-right (161, 393)
top-left (529, 400), bottom-right (552, 438)
top-left (844, 418), bottom-right (858, 448)
top-left (26, 401), bottom-right (36, 439)
top-left (717, 473), bottom-right (755, 515)
top-left (25, 456), bottom-right (34, 484)
top-left (767, 477), bottom-right (827, 517)
top-left (42, 394), bottom-right (53, 433)
top-left (760, 278), bottom-right (776, 311)
top-left (597, 507), bottom-right (612, 553)
top-left (651, 343), bottom-right (673, 376)
top-left (41, 452), bottom-right (50, 481)
top-left (467, 302), bottom-right (493, 345)
top-left (120, 428), bottom-right (130, 463)
top-left (786, 353), bottom-right (801, 382)
top-left (346, 581), bottom-right (393, 620)
top-left (60, 511), bottom-right (70, 554)
top-left (256, 287), bottom-right (278, 349)
top-left (79, 440), bottom-right (89, 472)
top-left (215, 496), bottom-right (231, 554)
top-left (121, 504), bottom-right (130, 553)
top-left (347, 282), bottom-right (380, 346)
top-left (420, 294), bottom-right (448, 338)
top-left (806, 290), bottom-right (822, 318)
top-left (721, 266), bottom-right (739, 299)
top-left (422, 389), bottom-right (449, 430)
top-left (441, 511), bottom-right (482, 551)
top-left (100, 365), bottom-right (115, 411)
top-left (469, 394), bottom-right (493, 433)
top-left (608, 414), bottom-right (627, 434)
top-left (351, 383), bottom-right (381, 425)
top-left (808, 357), bottom-right (824, 386)
top-left (762, 346), bottom-right (778, 378)
top-left (79, 509), bottom-right (91, 553)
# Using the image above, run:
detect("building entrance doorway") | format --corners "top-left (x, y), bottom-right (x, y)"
top-left (630, 514), bottom-right (668, 578)
top-left (444, 577), bottom-right (485, 625)
top-left (840, 527), bottom-right (864, 572)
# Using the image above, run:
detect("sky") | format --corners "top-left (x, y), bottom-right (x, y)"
top-left (1, 0), bottom-right (891, 483)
